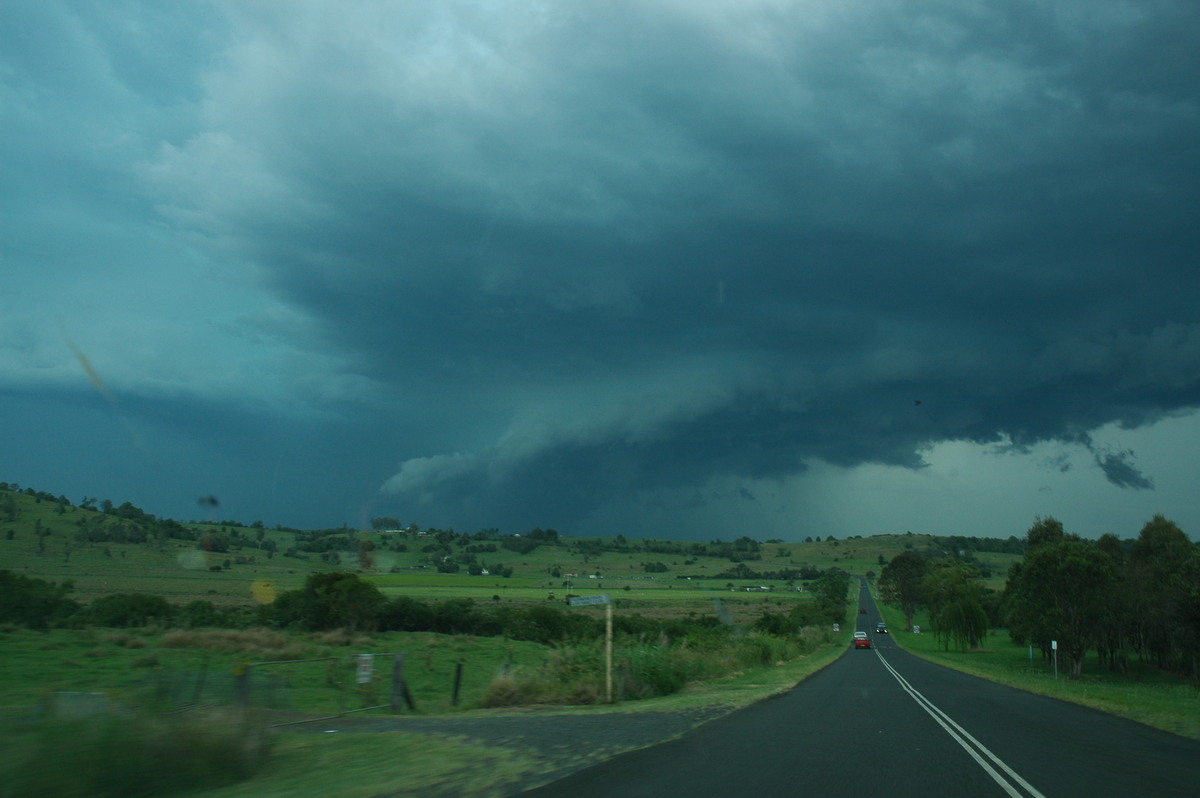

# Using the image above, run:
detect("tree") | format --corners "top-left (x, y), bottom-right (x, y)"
top-left (378, 595), bottom-right (435, 632)
top-left (269, 572), bottom-right (387, 632)
top-left (1005, 538), bottom-right (1117, 678)
top-left (1025, 516), bottom-right (1065, 550)
top-left (90, 592), bottom-right (176, 627)
top-left (1126, 515), bottom-right (1198, 673)
top-left (810, 568), bottom-right (851, 623)
top-left (198, 532), bottom-right (230, 553)
top-left (921, 563), bottom-right (989, 651)
top-left (0, 570), bottom-right (79, 629)
top-left (879, 551), bottom-right (929, 630)
top-left (181, 599), bottom-right (220, 628)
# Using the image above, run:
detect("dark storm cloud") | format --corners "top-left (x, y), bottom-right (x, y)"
top-left (6, 1), bottom-right (1199, 534)
top-left (1093, 450), bottom-right (1154, 491)
top-left (125, 0), bottom-right (1200, 530)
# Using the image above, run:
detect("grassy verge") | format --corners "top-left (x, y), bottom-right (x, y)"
top-left (193, 732), bottom-right (544, 798)
top-left (192, 638), bottom-right (851, 798)
top-left (0, 622), bottom-right (852, 798)
top-left (875, 602), bottom-right (1200, 741)
top-left (0, 626), bottom-right (553, 715)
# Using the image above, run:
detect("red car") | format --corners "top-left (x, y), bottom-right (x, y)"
top-left (853, 632), bottom-right (871, 649)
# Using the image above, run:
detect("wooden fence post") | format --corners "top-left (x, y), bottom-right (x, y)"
top-left (235, 664), bottom-right (251, 710)
top-left (391, 653), bottom-right (417, 713)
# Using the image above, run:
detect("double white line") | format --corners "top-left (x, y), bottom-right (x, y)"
top-left (876, 651), bottom-right (1045, 798)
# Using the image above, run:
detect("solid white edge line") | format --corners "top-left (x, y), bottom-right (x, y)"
top-left (875, 650), bottom-right (1046, 798)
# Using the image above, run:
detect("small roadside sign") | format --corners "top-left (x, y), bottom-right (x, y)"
top-left (568, 594), bottom-right (611, 607)
top-left (356, 653), bottom-right (373, 684)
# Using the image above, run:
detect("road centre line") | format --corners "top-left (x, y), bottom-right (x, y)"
top-left (875, 651), bottom-right (1046, 798)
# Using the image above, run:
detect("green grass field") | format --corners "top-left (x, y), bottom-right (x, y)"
top-left (3, 486), bottom-right (996, 615)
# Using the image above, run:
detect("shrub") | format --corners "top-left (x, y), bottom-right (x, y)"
top-left (480, 674), bottom-right (540, 707)
top-left (89, 593), bottom-right (176, 627)
top-left (0, 570), bottom-right (80, 629)
top-left (480, 646), bottom-right (607, 707)
top-left (618, 642), bottom-right (703, 698)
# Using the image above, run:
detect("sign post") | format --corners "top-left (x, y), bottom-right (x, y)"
top-left (569, 594), bottom-right (613, 703)
top-left (1051, 640), bottom-right (1058, 680)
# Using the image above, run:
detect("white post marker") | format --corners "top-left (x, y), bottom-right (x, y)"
top-left (569, 593), bottom-right (613, 702)
top-left (356, 653), bottom-right (373, 685)
top-left (1051, 640), bottom-right (1058, 680)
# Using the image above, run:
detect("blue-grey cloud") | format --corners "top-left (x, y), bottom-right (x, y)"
top-left (1093, 450), bottom-right (1155, 491)
top-left (3, 1), bottom-right (1198, 536)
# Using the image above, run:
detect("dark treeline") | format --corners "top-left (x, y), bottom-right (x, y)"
top-left (2, 538), bottom-right (857, 645)
top-left (576, 535), bottom-right (765, 562)
top-left (752, 568), bottom-right (852, 634)
top-left (1, 569), bottom-right (847, 647)
top-left (1006, 515), bottom-right (1200, 681)
top-left (707, 562), bottom-right (828, 581)
top-left (879, 514), bottom-right (1200, 683)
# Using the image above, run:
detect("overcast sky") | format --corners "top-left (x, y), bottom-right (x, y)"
top-left (4, 1), bottom-right (1199, 542)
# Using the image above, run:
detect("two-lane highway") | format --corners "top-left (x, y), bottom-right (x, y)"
top-left (522, 583), bottom-right (1199, 797)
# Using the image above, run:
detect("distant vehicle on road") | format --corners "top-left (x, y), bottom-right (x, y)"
top-left (859, 607), bottom-right (867, 614)
top-left (875, 622), bottom-right (888, 634)
top-left (853, 632), bottom-right (871, 649)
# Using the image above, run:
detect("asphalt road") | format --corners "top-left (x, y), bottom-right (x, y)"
top-left (521, 582), bottom-right (1199, 798)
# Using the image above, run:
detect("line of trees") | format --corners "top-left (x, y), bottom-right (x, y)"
top-left (0, 569), bottom-right (256, 630)
top-left (878, 552), bottom-right (998, 652)
top-left (878, 515), bottom-right (1200, 682)
top-left (1, 565), bottom-right (848, 652)
top-left (1005, 515), bottom-right (1199, 681)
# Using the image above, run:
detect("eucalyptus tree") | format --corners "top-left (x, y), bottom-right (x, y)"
top-left (879, 551), bottom-right (929, 631)
top-left (1126, 515), bottom-right (1199, 674)
top-left (1005, 536), bottom-right (1118, 679)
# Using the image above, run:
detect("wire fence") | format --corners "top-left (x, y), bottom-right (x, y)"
top-left (128, 652), bottom-right (469, 727)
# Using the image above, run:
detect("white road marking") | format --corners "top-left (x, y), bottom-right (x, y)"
top-left (875, 651), bottom-right (1046, 798)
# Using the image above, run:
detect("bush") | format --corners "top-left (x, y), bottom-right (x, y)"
top-left (0, 570), bottom-right (80, 629)
top-left (481, 646), bottom-right (608, 707)
top-left (618, 642), bottom-right (704, 698)
top-left (266, 572), bottom-right (386, 632)
top-left (89, 593), bottom-right (176, 627)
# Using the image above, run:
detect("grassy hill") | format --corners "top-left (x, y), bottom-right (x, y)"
top-left (0, 481), bottom-right (1021, 620)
